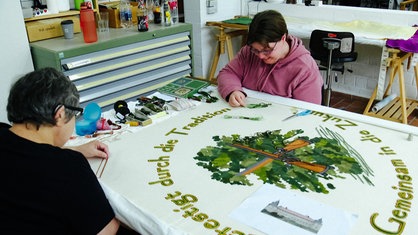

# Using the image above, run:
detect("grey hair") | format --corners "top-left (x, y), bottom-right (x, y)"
top-left (7, 67), bottom-right (80, 129)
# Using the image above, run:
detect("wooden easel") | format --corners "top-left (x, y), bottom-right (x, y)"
top-left (363, 48), bottom-right (418, 124)
top-left (205, 21), bottom-right (249, 83)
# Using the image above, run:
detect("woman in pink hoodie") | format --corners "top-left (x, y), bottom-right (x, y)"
top-left (217, 10), bottom-right (323, 106)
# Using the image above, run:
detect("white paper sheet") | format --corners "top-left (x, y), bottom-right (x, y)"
top-left (230, 184), bottom-right (358, 235)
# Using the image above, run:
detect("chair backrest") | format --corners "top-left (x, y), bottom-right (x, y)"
top-left (309, 29), bottom-right (357, 63)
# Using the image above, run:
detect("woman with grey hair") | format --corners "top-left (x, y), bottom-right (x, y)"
top-left (0, 68), bottom-right (121, 234)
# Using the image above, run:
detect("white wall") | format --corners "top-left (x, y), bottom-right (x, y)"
top-left (185, 0), bottom-right (418, 100)
top-left (183, 0), bottom-right (243, 79)
top-left (0, 1), bottom-right (34, 123)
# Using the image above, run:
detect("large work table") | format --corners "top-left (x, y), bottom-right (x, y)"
top-left (74, 88), bottom-right (418, 235)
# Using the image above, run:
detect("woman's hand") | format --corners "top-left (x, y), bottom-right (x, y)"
top-left (228, 91), bottom-right (246, 107)
top-left (67, 140), bottom-right (109, 159)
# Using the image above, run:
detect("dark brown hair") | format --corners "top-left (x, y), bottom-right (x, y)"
top-left (247, 10), bottom-right (288, 48)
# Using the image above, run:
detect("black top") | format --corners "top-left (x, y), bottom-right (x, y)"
top-left (0, 126), bottom-right (115, 234)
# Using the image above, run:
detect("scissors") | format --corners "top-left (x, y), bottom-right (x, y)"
top-left (282, 109), bottom-right (312, 121)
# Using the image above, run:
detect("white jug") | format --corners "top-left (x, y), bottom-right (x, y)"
top-left (46, 0), bottom-right (59, 14)
top-left (58, 0), bottom-right (71, 12)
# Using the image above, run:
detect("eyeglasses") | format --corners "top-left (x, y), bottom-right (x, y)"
top-left (55, 104), bottom-right (84, 119)
top-left (250, 41), bottom-right (279, 56)
top-left (65, 105), bottom-right (84, 119)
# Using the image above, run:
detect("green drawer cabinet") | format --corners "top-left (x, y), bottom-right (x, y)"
top-left (30, 23), bottom-right (193, 110)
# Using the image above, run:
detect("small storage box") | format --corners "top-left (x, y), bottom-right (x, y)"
top-left (25, 16), bottom-right (81, 42)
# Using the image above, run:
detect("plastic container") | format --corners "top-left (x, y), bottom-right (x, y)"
top-left (137, 1), bottom-right (149, 32)
top-left (46, 0), bottom-right (59, 14)
top-left (61, 20), bottom-right (74, 39)
top-left (119, 0), bottom-right (133, 29)
top-left (153, 0), bottom-right (162, 24)
top-left (169, 0), bottom-right (178, 24)
top-left (74, 0), bottom-right (84, 10)
top-left (171, 6), bottom-right (178, 24)
top-left (79, 3), bottom-right (97, 43)
top-left (162, 0), bottom-right (171, 26)
top-left (75, 103), bottom-right (101, 136)
top-left (58, 0), bottom-right (70, 12)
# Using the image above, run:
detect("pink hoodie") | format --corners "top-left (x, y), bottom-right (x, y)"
top-left (217, 35), bottom-right (323, 105)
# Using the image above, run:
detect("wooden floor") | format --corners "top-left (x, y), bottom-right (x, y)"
top-left (329, 92), bottom-right (418, 127)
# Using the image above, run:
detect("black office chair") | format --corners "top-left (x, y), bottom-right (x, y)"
top-left (309, 29), bottom-right (358, 106)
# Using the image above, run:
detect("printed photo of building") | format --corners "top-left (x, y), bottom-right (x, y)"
top-left (261, 200), bottom-right (323, 234)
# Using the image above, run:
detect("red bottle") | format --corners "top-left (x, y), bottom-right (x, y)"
top-left (79, 2), bottom-right (97, 43)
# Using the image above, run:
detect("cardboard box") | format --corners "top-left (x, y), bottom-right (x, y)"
top-left (100, 1), bottom-right (137, 28)
top-left (25, 16), bottom-right (81, 42)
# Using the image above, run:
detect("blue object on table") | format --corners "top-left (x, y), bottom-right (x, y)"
top-left (282, 109), bottom-right (312, 121)
top-left (75, 102), bottom-right (101, 136)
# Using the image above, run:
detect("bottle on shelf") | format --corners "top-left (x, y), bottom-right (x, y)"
top-left (169, 0), bottom-right (178, 24)
top-left (152, 0), bottom-right (162, 24)
top-left (79, 2), bottom-right (97, 43)
top-left (74, 0), bottom-right (84, 10)
top-left (145, 0), bottom-right (154, 23)
top-left (137, 0), bottom-right (149, 32)
top-left (119, 0), bottom-right (133, 29)
top-left (162, 0), bottom-right (171, 26)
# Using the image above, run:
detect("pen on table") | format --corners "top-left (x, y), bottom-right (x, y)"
top-left (282, 109), bottom-right (311, 121)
